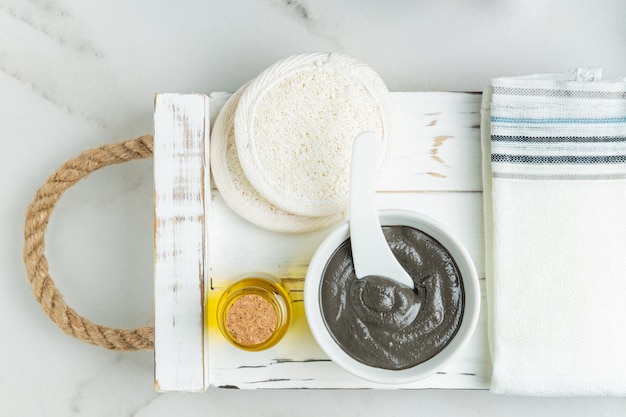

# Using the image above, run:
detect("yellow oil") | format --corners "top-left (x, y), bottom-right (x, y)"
top-left (208, 276), bottom-right (294, 351)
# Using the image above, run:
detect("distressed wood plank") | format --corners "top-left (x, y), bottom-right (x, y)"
top-left (154, 93), bottom-right (209, 392)
top-left (208, 92), bottom-right (484, 194)
top-left (206, 191), bottom-right (489, 389)
top-left (379, 92), bottom-right (483, 191)
top-left (205, 92), bottom-right (490, 390)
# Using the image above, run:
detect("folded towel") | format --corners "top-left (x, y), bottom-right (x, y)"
top-left (481, 69), bottom-right (626, 396)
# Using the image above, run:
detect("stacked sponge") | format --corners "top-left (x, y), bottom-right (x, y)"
top-left (210, 52), bottom-right (392, 233)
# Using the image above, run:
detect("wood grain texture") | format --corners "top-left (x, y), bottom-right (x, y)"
top-left (205, 92), bottom-right (490, 390)
top-left (155, 92), bottom-right (490, 391)
top-left (154, 94), bottom-right (209, 392)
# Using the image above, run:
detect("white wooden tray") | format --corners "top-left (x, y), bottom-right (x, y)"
top-left (153, 91), bottom-right (491, 392)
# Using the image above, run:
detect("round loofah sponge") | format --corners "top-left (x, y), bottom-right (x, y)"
top-left (234, 52), bottom-right (392, 217)
top-left (210, 83), bottom-right (346, 233)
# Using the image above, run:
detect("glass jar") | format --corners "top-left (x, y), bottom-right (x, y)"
top-left (216, 276), bottom-right (292, 351)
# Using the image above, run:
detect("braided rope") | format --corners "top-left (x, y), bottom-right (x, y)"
top-left (23, 135), bottom-right (155, 351)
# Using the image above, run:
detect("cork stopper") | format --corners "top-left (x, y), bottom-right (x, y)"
top-left (225, 294), bottom-right (278, 346)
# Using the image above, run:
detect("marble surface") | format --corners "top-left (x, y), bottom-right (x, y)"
top-left (2, 0), bottom-right (626, 415)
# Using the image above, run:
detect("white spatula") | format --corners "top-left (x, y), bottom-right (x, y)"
top-left (349, 131), bottom-right (414, 288)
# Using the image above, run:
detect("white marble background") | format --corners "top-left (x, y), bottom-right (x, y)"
top-left (1, 0), bottom-right (625, 415)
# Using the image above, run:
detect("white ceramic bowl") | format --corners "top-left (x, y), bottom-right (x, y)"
top-left (304, 209), bottom-right (480, 384)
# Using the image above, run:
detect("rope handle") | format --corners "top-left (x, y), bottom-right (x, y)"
top-left (23, 135), bottom-right (155, 351)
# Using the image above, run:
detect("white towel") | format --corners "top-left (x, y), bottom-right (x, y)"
top-left (481, 69), bottom-right (626, 396)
